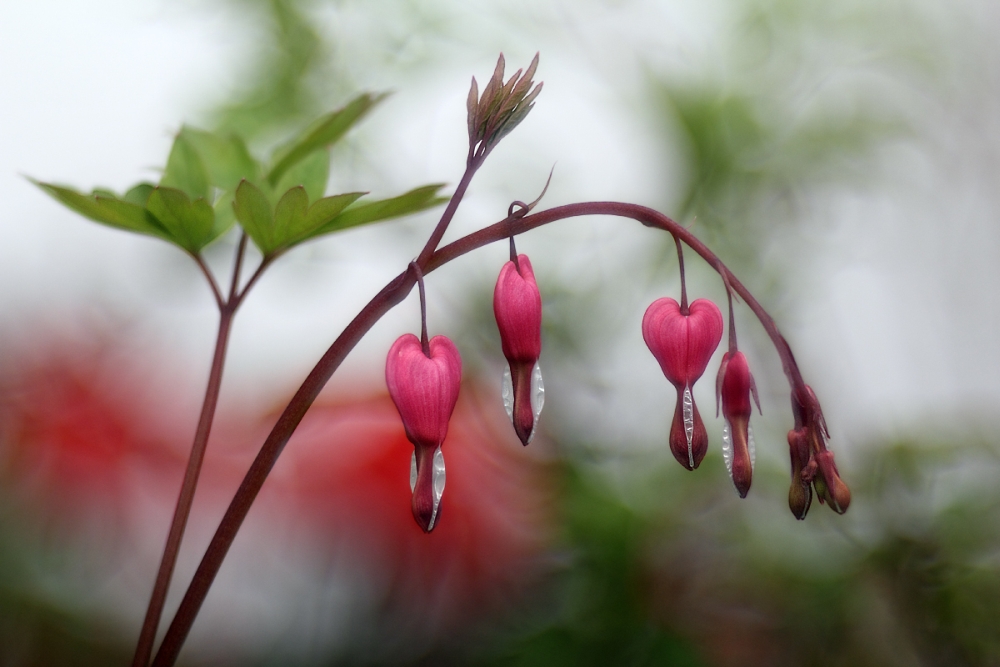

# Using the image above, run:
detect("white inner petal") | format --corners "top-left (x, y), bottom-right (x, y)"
top-left (501, 365), bottom-right (514, 420)
top-left (409, 450), bottom-right (417, 492)
top-left (682, 386), bottom-right (695, 469)
top-left (748, 422), bottom-right (756, 473)
top-left (528, 363), bottom-right (544, 443)
top-left (721, 420), bottom-right (733, 480)
top-left (428, 447), bottom-right (446, 530)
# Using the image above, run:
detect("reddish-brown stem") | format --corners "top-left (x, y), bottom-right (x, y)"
top-left (151, 200), bottom-right (809, 666)
top-left (673, 234), bottom-right (688, 314)
top-left (415, 155), bottom-right (483, 267)
top-left (131, 306), bottom-right (234, 667)
top-left (411, 262), bottom-right (430, 356)
top-left (726, 287), bottom-right (738, 355)
top-left (133, 235), bottom-right (260, 667)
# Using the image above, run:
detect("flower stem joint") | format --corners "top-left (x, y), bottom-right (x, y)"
top-left (642, 297), bottom-right (723, 470)
top-left (494, 254), bottom-right (544, 445)
top-left (386, 334), bottom-right (462, 532)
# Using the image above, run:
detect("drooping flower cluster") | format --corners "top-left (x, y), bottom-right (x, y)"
top-left (387, 250), bottom-right (545, 532)
top-left (641, 248), bottom-right (847, 516)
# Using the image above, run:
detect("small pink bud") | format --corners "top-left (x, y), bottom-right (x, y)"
top-left (643, 297), bottom-right (723, 469)
top-left (716, 351), bottom-right (760, 498)
top-left (494, 255), bottom-right (543, 446)
top-left (386, 334), bottom-right (462, 532)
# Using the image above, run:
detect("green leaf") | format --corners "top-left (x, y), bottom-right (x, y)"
top-left (179, 126), bottom-right (260, 191)
top-left (232, 180), bottom-right (276, 254)
top-left (266, 92), bottom-right (387, 186)
top-left (211, 192), bottom-right (238, 243)
top-left (265, 187), bottom-right (365, 253)
top-left (308, 184), bottom-right (447, 238)
top-left (161, 133), bottom-right (209, 199)
top-left (273, 186), bottom-right (310, 241)
top-left (272, 148), bottom-right (329, 203)
top-left (123, 183), bottom-right (155, 206)
top-left (145, 187), bottom-right (216, 253)
top-left (33, 180), bottom-right (171, 241)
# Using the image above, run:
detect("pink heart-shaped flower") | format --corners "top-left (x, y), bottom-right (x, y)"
top-left (642, 297), bottom-right (723, 388)
top-left (494, 254), bottom-right (544, 446)
top-left (386, 333), bottom-right (462, 531)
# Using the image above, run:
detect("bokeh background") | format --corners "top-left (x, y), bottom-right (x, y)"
top-left (2, 0), bottom-right (1000, 664)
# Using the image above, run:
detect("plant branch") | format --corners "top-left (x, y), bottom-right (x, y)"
top-left (131, 306), bottom-right (234, 667)
top-left (151, 200), bottom-right (810, 666)
top-left (191, 253), bottom-right (224, 310)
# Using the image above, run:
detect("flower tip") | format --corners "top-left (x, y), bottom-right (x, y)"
top-left (788, 482), bottom-right (812, 520)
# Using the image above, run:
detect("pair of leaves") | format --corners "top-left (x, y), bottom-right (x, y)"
top-left (232, 180), bottom-right (446, 256)
top-left (36, 92), bottom-right (445, 257)
top-left (34, 181), bottom-right (225, 254)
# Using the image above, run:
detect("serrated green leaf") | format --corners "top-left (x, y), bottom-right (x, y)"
top-left (267, 188), bottom-right (364, 252)
top-left (161, 133), bottom-right (209, 199)
top-left (272, 149), bottom-right (329, 203)
top-left (33, 181), bottom-right (171, 241)
top-left (232, 180), bottom-right (276, 254)
top-left (308, 184), bottom-right (447, 238)
top-left (211, 193), bottom-right (238, 243)
top-left (179, 126), bottom-right (260, 191)
top-left (266, 92), bottom-right (387, 186)
top-left (123, 183), bottom-right (155, 206)
top-left (302, 192), bottom-right (365, 232)
top-left (273, 186), bottom-right (309, 239)
top-left (145, 187), bottom-right (215, 253)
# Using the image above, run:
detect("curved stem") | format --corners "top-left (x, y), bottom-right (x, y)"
top-left (152, 200), bottom-right (808, 666)
top-left (192, 254), bottom-right (224, 310)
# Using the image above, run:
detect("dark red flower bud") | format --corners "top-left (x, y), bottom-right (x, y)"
top-left (787, 384), bottom-right (851, 518)
top-left (814, 450), bottom-right (851, 514)
top-left (494, 254), bottom-right (544, 446)
top-left (716, 351), bottom-right (760, 498)
top-left (643, 297), bottom-right (723, 469)
top-left (386, 334), bottom-right (462, 532)
top-left (787, 428), bottom-right (813, 520)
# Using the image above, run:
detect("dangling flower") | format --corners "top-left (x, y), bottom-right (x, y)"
top-left (386, 334), bottom-right (462, 532)
top-left (787, 385), bottom-right (851, 519)
top-left (493, 254), bottom-right (543, 445)
top-left (716, 351), bottom-right (761, 497)
top-left (642, 297), bottom-right (723, 469)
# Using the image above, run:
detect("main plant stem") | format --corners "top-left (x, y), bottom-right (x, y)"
top-left (133, 236), bottom-right (251, 667)
top-left (152, 201), bottom-right (808, 666)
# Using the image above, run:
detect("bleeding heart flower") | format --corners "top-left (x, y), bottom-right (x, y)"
top-left (386, 334), bottom-right (462, 532)
top-left (643, 297), bottom-right (723, 470)
top-left (493, 254), bottom-right (544, 446)
top-left (716, 351), bottom-right (761, 498)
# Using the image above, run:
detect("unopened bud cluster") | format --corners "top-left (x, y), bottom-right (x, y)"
top-left (642, 276), bottom-right (849, 518)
